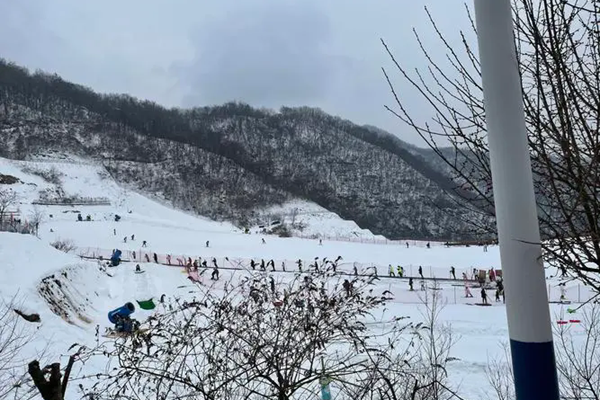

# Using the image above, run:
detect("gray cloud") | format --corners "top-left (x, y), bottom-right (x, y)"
top-left (179, 0), bottom-right (339, 108)
top-left (0, 0), bottom-right (471, 146)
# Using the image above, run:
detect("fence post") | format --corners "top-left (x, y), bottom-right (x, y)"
top-left (578, 285), bottom-right (581, 303)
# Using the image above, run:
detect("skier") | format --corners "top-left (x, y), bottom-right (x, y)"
top-left (465, 285), bottom-right (474, 298)
top-left (131, 234), bottom-right (135, 241)
top-left (269, 276), bottom-right (275, 294)
top-left (342, 279), bottom-right (352, 297)
top-left (418, 266), bottom-right (424, 279)
top-left (408, 277), bottom-right (414, 291)
top-left (135, 264), bottom-right (141, 273)
top-left (481, 287), bottom-right (488, 305)
top-left (389, 265), bottom-right (395, 277)
top-left (559, 283), bottom-right (567, 302)
top-left (153, 253), bottom-right (158, 263)
top-left (142, 240), bottom-right (147, 248)
top-left (450, 266), bottom-right (456, 280)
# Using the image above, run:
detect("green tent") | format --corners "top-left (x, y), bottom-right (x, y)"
top-left (136, 299), bottom-right (156, 310)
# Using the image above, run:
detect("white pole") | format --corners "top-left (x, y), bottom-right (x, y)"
top-left (473, 1), bottom-right (559, 399)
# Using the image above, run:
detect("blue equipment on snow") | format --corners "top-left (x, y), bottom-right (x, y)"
top-left (111, 249), bottom-right (122, 266)
top-left (108, 302), bottom-right (135, 324)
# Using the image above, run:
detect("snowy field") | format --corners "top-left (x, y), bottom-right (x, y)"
top-left (0, 155), bottom-right (592, 399)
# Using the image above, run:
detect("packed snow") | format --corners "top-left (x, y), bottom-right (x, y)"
top-left (0, 155), bottom-right (592, 399)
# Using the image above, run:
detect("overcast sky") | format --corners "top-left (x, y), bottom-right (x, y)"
top-left (0, 0), bottom-right (475, 146)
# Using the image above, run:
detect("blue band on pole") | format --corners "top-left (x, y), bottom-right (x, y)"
top-left (510, 339), bottom-right (560, 399)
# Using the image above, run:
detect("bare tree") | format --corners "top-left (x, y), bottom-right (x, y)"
top-left (338, 284), bottom-right (461, 400)
top-left (28, 207), bottom-right (44, 237)
top-left (0, 187), bottom-right (19, 230)
top-left (383, 0), bottom-right (600, 289)
top-left (486, 304), bottom-right (600, 400)
top-left (87, 269), bottom-right (422, 400)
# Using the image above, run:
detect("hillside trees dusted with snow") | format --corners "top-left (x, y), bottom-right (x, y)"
top-left (0, 59), bottom-right (491, 240)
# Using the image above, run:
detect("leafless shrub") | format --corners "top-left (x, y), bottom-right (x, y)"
top-left (383, 0), bottom-right (600, 290)
top-left (50, 239), bottom-right (76, 254)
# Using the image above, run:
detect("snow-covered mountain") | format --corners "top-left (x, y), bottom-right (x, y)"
top-left (0, 59), bottom-right (494, 241)
top-left (0, 155), bottom-right (589, 399)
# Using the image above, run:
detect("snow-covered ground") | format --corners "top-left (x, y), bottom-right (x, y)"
top-left (0, 155), bottom-right (591, 399)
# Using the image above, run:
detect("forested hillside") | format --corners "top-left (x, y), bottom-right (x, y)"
top-left (0, 59), bottom-right (493, 240)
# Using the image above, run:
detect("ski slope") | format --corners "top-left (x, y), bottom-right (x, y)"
top-left (0, 155), bottom-right (591, 399)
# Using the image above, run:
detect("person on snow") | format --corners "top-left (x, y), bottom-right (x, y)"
top-left (131, 234), bottom-right (135, 241)
top-left (319, 239), bottom-right (323, 245)
top-left (211, 266), bottom-right (219, 280)
top-left (406, 242), bottom-right (409, 248)
top-left (342, 279), bottom-right (352, 297)
top-left (135, 264), bottom-right (142, 273)
top-left (269, 276), bottom-right (275, 294)
top-left (397, 265), bottom-right (403, 277)
top-left (481, 287), bottom-right (488, 305)
top-left (389, 265), bottom-right (395, 277)
top-left (268, 259), bottom-right (275, 271)
top-left (212, 258), bottom-right (218, 268)
top-left (260, 259), bottom-right (266, 271)
top-left (202, 259), bottom-right (208, 268)
top-left (123, 236), bottom-right (127, 243)
top-left (250, 259), bottom-right (257, 270)
top-left (426, 242), bottom-right (431, 249)
top-left (418, 266), bottom-right (424, 279)
top-left (142, 240), bottom-right (147, 248)
top-left (132, 251), bottom-right (136, 260)
top-left (262, 238), bottom-right (266, 244)
top-left (495, 287), bottom-right (501, 302)
top-left (145, 254), bottom-right (150, 262)
top-left (193, 260), bottom-right (199, 271)
top-left (281, 261), bottom-right (286, 272)
top-left (420, 280), bottom-right (426, 291)
top-left (489, 268), bottom-right (496, 282)
top-left (408, 277), bottom-right (414, 291)
top-left (465, 285), bottom-right (474, 298)
top-left (153, 253), bottom-right (158, 263)
top-left (206, 240), bottom-right (210, 248)
top-left (450, 266), bottom-right (456, 280)
top-left (297, 259), bottom-right (303, 272)
top-left (166, 254), bottom-right (172, 265)
top-left (113, 228), bottom-right (116, 236)
top-left (353, 265), bottom-right (358, 276)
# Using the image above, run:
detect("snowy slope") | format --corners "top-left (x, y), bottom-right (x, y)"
top-left (0, 155), bottom-right (592, 399)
